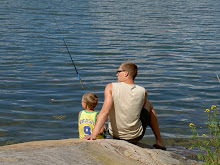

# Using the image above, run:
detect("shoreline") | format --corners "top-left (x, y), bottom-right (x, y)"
top-left (1, 137), bottom-right (200, 161)
top-left (0, 138), bottom-right (202, 165)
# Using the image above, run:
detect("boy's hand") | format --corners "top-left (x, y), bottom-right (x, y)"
top-left (82, 135), bottom-right (97, 140)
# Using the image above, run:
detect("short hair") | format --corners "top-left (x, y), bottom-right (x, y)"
top-left (121, 62), bottom-right (138, 80)
top-left (82, 92), bottom-right (98, 109)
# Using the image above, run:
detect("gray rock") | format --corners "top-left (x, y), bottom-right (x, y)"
top-left (0, 139), bottom-right (201, 165)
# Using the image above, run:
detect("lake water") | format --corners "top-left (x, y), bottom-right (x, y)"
top-left (1, 0), bottom-right (220, 151)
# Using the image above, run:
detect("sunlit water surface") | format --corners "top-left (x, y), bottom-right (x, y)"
top-left (1, 0), bottom-right (220, 156)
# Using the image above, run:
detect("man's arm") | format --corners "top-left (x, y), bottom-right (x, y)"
top-left (143, 89), bottom-right (154, 111)
top-left (96, 114), bottom-right (106, 135)
top-left (83, 83), bottom-right (113, 140)
top-left (143, 89), bottom-right (148, 108)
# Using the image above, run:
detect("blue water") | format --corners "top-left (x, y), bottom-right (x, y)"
top-left (1, 0), bottom-right (220, 146)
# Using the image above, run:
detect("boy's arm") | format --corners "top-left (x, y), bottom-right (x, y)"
top-left (78, 111), bottom-right (81, 118)
top-left (83, 83), bottom-right (113, 140)
top-left (78, 111), bottom-right (81, 126)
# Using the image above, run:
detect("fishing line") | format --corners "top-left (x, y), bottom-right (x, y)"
top-left (47, 3), bottom-right (86, 93)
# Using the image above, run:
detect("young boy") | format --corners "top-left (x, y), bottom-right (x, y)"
top-left (78, 92), bottom-right (105, 139)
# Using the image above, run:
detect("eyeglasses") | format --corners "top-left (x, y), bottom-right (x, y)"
top-left (116, 70), bottom-right (125, 74)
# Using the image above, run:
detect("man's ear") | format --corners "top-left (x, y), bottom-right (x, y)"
top-left (124, 71), bottom-right (129, 77)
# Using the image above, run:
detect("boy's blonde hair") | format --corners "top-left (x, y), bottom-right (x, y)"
top-left (82, 92), bottom-right (98, 109)
top-left (121, 62), bottom-right (138, 80)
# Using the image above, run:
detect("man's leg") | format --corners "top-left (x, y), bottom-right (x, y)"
top-left (144, 100), bottom-right (165, 148)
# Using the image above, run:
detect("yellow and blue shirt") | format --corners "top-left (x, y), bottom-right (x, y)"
top-left (78, 110), bottom-right (104, 139)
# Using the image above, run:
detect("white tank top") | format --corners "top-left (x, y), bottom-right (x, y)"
top-left (108, 82), bottom-right (145, 140)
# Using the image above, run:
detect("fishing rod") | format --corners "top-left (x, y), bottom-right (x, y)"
top-left (47, 3), bottom-right (86, 93)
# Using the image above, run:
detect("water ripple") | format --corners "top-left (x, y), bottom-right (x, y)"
top-left (0, 0), bottom-right (220, 146)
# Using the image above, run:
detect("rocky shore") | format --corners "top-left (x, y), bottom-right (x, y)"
top-left (0, 139), bottom-right (202, 165)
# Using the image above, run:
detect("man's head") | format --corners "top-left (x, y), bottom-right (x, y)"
top-left (82, 92), bottom-right (98, 110)
top-left (118, 62), bottom-right (138, 80)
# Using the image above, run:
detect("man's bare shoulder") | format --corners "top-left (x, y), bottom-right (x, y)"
top-left (105, 83), bottom-right (113, 90)
top-left (104, 83), bottom-right (112, 96)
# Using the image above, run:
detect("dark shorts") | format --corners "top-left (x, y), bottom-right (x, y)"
top-left (112, 107), bottom-right (150, 144)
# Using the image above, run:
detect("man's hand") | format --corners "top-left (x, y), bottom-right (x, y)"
top-left (82, 135), bottom-right (97, 140)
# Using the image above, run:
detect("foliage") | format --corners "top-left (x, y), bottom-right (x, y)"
top-left (189, 105), bottom-right (220, 165)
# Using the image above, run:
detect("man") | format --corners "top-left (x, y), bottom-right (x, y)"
top-left (83, 62), bottom-right (165, 150)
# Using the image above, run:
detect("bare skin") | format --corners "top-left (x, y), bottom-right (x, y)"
top-left (82, 64), bottom-right (165, 148)
top-left (143, 100), bottom-right (164, 148)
